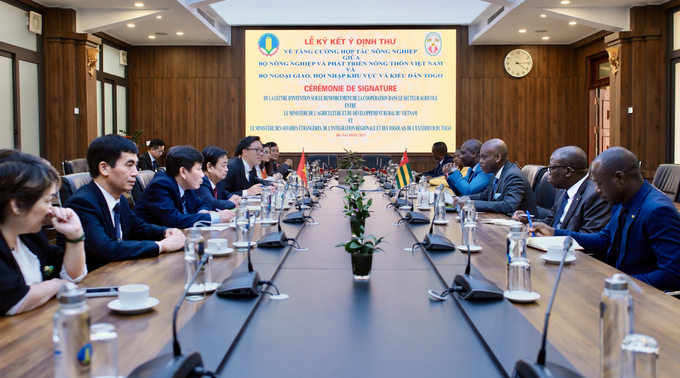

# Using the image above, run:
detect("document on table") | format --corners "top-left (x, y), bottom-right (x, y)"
top-left (526, 236), bottom-right (583, 251)
top-left (479, 218), bottom-right (523, 226)
top-left (200, 223), bottom-right (232, 231)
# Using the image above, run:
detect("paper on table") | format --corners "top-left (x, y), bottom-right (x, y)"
top-left (479, 219), bottom-right (523, 226)
top-left (526, 236), bottom-right (583, 251)
top-left (200, 224), bottom-right (231, 231)
top-left (444, 192), bottom-right (455, 205)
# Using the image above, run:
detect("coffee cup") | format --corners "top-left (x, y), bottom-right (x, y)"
top-left (207, 238), bottom-right (228, 254)
top-left (118, 284), bottom-right (149, 308)
top-left (545, 245), bottom-right (576, 260)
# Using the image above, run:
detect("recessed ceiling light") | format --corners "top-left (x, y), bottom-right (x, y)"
top-left (541, 14), bottom-right (547, 18)
top-left (569, 21), bottom-right (577, 25)
top-left (519, 29), bottom-right (526, 33)
top-left (135, 3), bottom-right (144, 7)
top-left (177, 32), bottom-right (184, 35)
top-left (127, 24), bottom-right (135, 27)
top-left (148, 35), bottom-right (155, 39)
top-left (542, 36), bottom-right (550, 40)
top-left (156, 15), bottom-right (162, 19)
top-left (560, 0), bottom-right (570, 4)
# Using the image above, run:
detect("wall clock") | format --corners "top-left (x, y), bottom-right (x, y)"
top-left (504, 49), bottom-right (533, 78)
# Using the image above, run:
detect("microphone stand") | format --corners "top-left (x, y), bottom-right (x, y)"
top-left (217, 211), bottom-right (262, 296)
top-left (419, 185), bottom-right (456, 251)
top-left (257, 184), bottom-right (301, 248)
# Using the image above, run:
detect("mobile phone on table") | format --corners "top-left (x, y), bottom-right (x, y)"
top-left (84, 287), bottom-right (119, 297)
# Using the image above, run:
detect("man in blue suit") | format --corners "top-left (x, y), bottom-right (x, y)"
top-left (443, 139), bottom-right (492, 196)
top-left (417, 142), bottom-right (453, 181)
top-left (63, 135), bottom-right (186, 271)
top-left (197, 145), bottom-right (241, 210)
top-left (134, 145), bottom-right (236, 228)
top-left (532, 147), bottom-right (680, 291)
top-left (220, 136), bottom-right (272, 198)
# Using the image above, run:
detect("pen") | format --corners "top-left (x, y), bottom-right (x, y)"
top-left (526, 210), bottom-right (535, 237)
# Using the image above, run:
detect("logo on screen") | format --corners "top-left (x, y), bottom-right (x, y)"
top-left (258, 33), bottom-right (280, 56)
top-left (425, 32), bottom-right (441, 56)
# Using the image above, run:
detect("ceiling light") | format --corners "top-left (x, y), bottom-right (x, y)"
top-left (148, 35), bottom-right (155, 39)
top-left (560, 0), bottom-right (570, 4)
top-left (127, 24), bottom-right (135, 27)
top-left (177, 32), bottom-right (184, 35)
top-left (541, 14), bottom-right (547, 17)
top-left (569, 21), bottom-right (577, 25)
top-left (156, 15), bottom-right (162, 19)
top-left (519, 29), bottom-right (526, 33)
top-left (542, 36), bottom-right (550, 40)
top-left (135, 3), bottom-right (144, 6)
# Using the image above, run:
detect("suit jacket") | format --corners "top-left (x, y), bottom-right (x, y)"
top-left (197, 175), bottom-right (236, 210)
top-left (0, 232), bottom-right (64, 314)
top-left (272, 161), bottom-right (291, 178)
top-left (63, 181), bottom-right (167, 271)
top-left (446, 163), bottom-right (493, 196)
top-left (138, 152), bottom-right (157, 172)
top-left (133, 172), bottom-right (213, 228)
top-left (219, 157), bottom-right (271, 197)
top-left (555, 181), bottom-right (680, 291)
top-left (539, 178), bottom-right (611, 233)
top-left (469, 161), bottom-right (538, 215)
top-left (422, 155), bottom-right (454, 178)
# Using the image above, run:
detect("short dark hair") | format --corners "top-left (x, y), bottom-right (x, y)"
top-left (87, 134), bottom-right (139, 178)
top-left (165, 145), bottom-right (204, 177)
top-left (0, 150), bottom-right (60, 224)
top-left (432, 141), bottom-right (448, 155)
top-left (201, 145), bottom-right (227, 171)
top-left (149, 138), bottom-right (165, 149)
top-left (234, 136), bottom-right (261, 157)
top-left (267, 141), bottom-right (278, 147)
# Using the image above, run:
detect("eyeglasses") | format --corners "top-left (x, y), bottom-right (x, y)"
top-left (547, 165), bottom-right (570, 174)
top-left (245, 148), bottom-right (265, 155)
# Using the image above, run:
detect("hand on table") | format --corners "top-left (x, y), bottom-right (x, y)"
top-left (530, 222), bottom-right (555, 237)
top-left (229, 195), bottom-right (242, 206)
top-left (159, 230), bottom-right (186, 253)
top-left (246, 185), bottom-right (263, 196)
top-left (512, 210), bottom-right (530, 224)
top-left (217, 209), bottom-right (236, 223)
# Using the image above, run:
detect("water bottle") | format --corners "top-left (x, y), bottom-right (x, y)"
top-left (236, 199), bottom-right (251, 242)
top-left (184, 227), bottom-right (206, 302)
top-left (506, 224), bottom-right (527, 290)
top-left (275, 182), bottom-right (285, 210)
top-left (600, 274), bottom-right (640, 378)
top-left (53, 282), bottom-right (91, 378)
top-left (261, 186), bottom-right (272, 221)
top-left (418, 179), bottom-right (428, 208)
top-left (461, 199), bottom-right (477, 224)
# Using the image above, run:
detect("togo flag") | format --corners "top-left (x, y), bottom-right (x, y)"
top-left (396, 150), bottom-right (413, 189)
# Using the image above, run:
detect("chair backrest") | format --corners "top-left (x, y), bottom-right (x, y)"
top-left (652, 164), bottom-right (680, 202)
top-left (131, 170), bottom-right (156, 204)
top-left (533, 170), bottom-right (557, 210)
top-left (58, 173), bottom-right (92, 207)
top-left (307, 154), bottom-right (339, 169)
top-left (62, 158), bottom-right (89, 175)
top-left (362, 154), bottom-right (392, 169)
top-left (521, 164), bottom-right (546, 191)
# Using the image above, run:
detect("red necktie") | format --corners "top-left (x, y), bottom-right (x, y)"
top-left (213, 186), bottom-right (218, 199)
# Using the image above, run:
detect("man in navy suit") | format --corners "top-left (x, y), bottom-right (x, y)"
top-left (269, 141), bottom-right (293, 178)
top-left (134, 146), bottom-right (236, 228)
top-left (220, 136), bottom-right (272, 197)
top-left (138, 138), bottom-right (165, 172)
top-left (418, 142), bottom-right (453, 180)
top-left (443, 139), bottom-right (493, 196)
top-left (63, 135), bottom-right (186, 271)
top-left (196, 145), bottom-right (241, 210)
top-left (532, 147), bottom-right (680, 291)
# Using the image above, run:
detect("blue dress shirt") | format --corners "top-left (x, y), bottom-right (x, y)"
top-left (445, 163), bottom-right (493, 196)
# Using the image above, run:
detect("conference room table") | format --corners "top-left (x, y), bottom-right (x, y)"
top-left (2, 175), bottom-right (680, 377)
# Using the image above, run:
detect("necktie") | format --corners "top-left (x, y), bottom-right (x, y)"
top-left (248, 168), bottom-right (256, 184)
top-left (607, 207), bottom-right (628, 267)
top-left (181, 195), bottom-right (187, 214)
top-left (113, 203), bottom-right (122, 241)
top-left (492, 177), bottom-right (499, 200)
top-left (152, 160), bottom-right (158, 172)
top-left (467, 167), bottom-right (474, 183)
top-left (552, 193), bottom-right (570, 229)
top-left (213, 186), bottom-right (218, 199)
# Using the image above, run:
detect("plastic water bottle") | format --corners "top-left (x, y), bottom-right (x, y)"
top-left (261, 186), bottom-right (272, 221)
top-left (601, 274), bottom-right (640, 378)
top-left (506, 224), bottom-right (526, 290)
top-left (184, 227), bottom-right (206, 302)
top-left (53, 282), bottom-right (91, 378)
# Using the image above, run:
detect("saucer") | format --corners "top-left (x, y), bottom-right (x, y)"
top-left (186, 282), bottom-right (219, 294)
top-left (504, 291), bottom-right (540, 303)
top-left (108, 297), bottom-right (159, 314)
top-left (434, 220), bottom-right (449, 225)
top-left (456, 245), bottom-right (482, 252)
top-left (257, 219), bottom-right (279, 224)
top-left (206, 247), bottom-right (234, 256)
top-left (233, 241), bottom-right (257, 248)
top-left (247, 205), bottom-right (261, 211)
top-left (540, 254), bottom-right (576, 264)
top-left (418, 206), bottom-right (432, 211)
top-left (454, 216), bottom-right (460, 221)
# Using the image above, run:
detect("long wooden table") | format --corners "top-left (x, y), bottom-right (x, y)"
top-left (2, 177), bottom-right (680, 378)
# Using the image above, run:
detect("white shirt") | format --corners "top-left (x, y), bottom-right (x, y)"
top-left (558, 175), bottom-right (588, 227)
top-left (94, 181), bottom-right (122, 240)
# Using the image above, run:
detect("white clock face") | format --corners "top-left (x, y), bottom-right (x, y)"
top-left (504, 49), bottom-right (533, 78)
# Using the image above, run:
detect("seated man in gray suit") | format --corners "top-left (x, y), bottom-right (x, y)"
top-left (513, 146), bottom-right (611, 233)
top-left (463, 139), bottom-right (538, 215)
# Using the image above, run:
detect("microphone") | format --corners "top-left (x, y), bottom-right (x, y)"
top-left (128, 253), bottom-right (209, 377)
top-left (420, 184), bottom-right (456, 251)
top-left (512, 237), bottom-right (584, 378)
top-left (386, 182), bottom-right (413, 209)
top-left (216, 211), bottom-right (262, 297)
top-left (282, 183), bottom-right (315, 224)
top-left (258, 184), bottom-right (300, 248)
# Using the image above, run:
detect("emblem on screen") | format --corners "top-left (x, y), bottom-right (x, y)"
top-left (425, 32), bottom-right (441, 56)
top-left (258, 33), bottom-right (280, 56)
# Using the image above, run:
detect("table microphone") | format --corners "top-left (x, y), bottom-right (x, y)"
top-left (421, 184), bottom-right (456, 251)
top-left (386, 182), bottom-right (413, 209)
top-left (283, 184), bottom-right (315, 224)
top-left (512, 236), bottom-right (583, 378)
top-left (128, 253), bottom-right (210, 378)
top-left (216, 211), bottom-right (262, 297)
top-left (258, 184), bottom-right (300, 248)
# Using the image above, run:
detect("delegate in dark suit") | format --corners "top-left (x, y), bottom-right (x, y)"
top-left (197, 175), bottom-right (236, 210)
top-left (138, 152), bottom-right (156, 172)
top-left (538, 178), bottom-right (611, 233)
top-left (555, 181), bottom-right (680, 290)
top-left (63, 181), bottom-right (167, 271)
top-left (220, 157), bottom-right (271, 197)
top-left (134, 172), bottom-right (213, 228)
top-left (421, 154), bottom-right (453, 178)
top-left (469, 161), bottom-right (538, 215)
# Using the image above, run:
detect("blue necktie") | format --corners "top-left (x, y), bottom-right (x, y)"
top-left (607, 207), bottom-right (628, 267)
top-left (181, 195), bottom-right (187, 214)
top-left (152, 160), bottom-right (158, 172)
top-left (552, 194), bottom-right (570, 229)
top-left (467, 167), bottom-right (474, 183)
top-left (492, 177), bottom-right (499, 199)
top-left (113, 203), bottom-right (122, 241)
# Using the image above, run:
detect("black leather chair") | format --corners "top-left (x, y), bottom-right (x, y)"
top-left (131, 170), bottom-right (156, 204)
top-left (521, 164), bottom-right (546, 191)
top-left (62, 158), bottom-right (89, 175)
top-left (307, 154), bottom-right (338, 169)
top-left (533, 169), bottom-right (557, 217)
top-left (58, 173), bottom-right (92, 207)
top-left (362, 154), bottom-right (391, 169)
top-left (652, 164), bottom-right (680, 202)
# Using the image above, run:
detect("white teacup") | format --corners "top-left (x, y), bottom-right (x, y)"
top-left (207, 238), bottom-right (229, 254)
top-left (118, 284), bottom-right (149, 308)
top-left (545, 245), bottom-right (576, 260)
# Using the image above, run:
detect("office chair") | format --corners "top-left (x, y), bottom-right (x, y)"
top-left (521, 165), bottom-right (546, 191)
top-left (651, 164), bottom-right (680, 202)
top-left (307, 154), bottom-right (338, 169)
top-left (58, 173), bottom-right (92, 207)
top-left (533, 170), bottom-right (557, 217)
top-left (131, 170), bottom-right (156, 204)
top-left (362, 154), bottom-right (391, 169)
top-left (62, 158), bottom-right (89, 175)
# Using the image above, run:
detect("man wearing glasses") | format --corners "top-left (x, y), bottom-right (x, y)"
top-left (514, 146), bottom-right (610, 233)
top-left (220, 136), bottom-right (272, 197)
top-left (138, 138), bottom-right (165, 172)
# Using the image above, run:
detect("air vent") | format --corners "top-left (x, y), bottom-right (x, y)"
top-left (155, 32), bottom-right (168, 35)
top-left (197, 8), bottom-right (215, 27)
top-left (487, 7), bottom-right (504, 25)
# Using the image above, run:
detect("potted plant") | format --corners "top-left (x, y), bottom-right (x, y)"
top-left (336, 231), bottom-right (387, 280)
top-left (119, 129), bottom-right (144, 146)
top-left (342, 172), bottom-right (371, 235)
top-left (338, 149), bottom-right (365, 183)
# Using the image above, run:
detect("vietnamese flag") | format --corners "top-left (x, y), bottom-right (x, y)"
top-left (297, 149), bottom-right (308, 186)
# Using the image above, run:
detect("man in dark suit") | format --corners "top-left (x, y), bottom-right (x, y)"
top-left (418, 141), bottom-right (453, 180)
top-left (466, 139), bottom-right (538, 215)
top-left (196, 145), bottom-right (241, 210)
top-left (134, 145), bottom-right (236, 228)
top-left (514, 146), bottom-right (610, 233)
top-left (138, 138), bottom-right (165, 172)
top-left (220, 136), bottom-right (272, 197)
top-left (63, 135), bottom-right (185, 271)
top-left (532, 147), bottom-right (680, 291)
top-left (268, 141), bottom-right (293, 178)
top-left (443, 139), bottom-right (493, 196)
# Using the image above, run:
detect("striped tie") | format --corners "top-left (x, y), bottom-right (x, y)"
top-left (113, 203), bottom-right (122, 241)
top-left (181, 195), bottom-right (187, 214)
